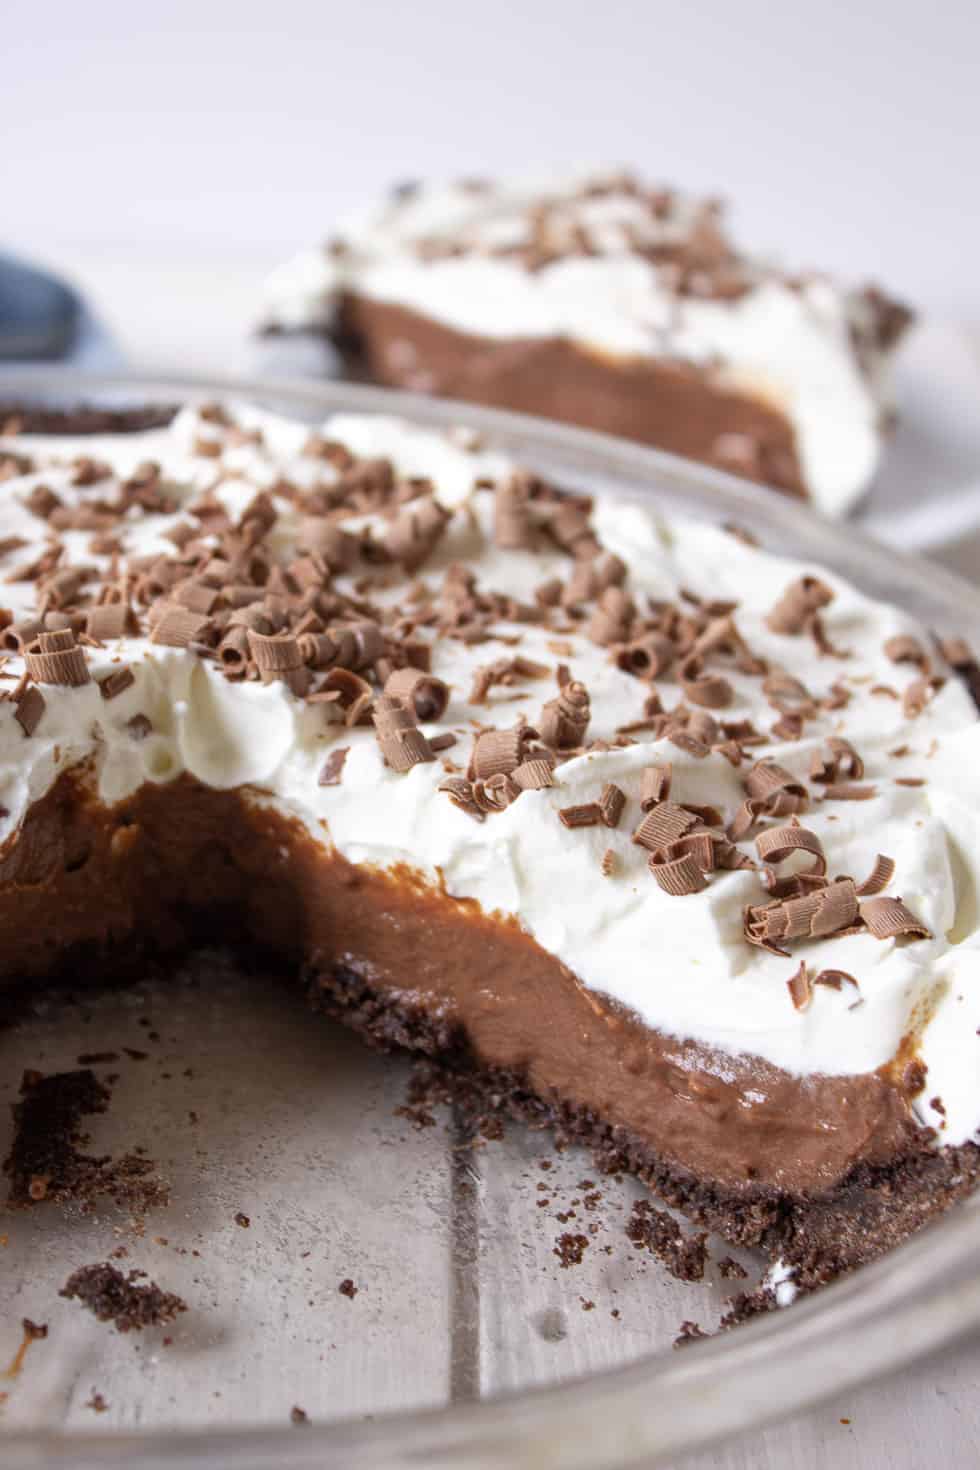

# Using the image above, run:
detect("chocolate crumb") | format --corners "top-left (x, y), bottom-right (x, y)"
top-left (86, 1391), bottom-right (109, 1413)
top-left (291, 1405), bottom-right (311, 1426)
top-left (60, 1263), bottom-right (186, 1332)
top-left (554, 1232), bottom-right (589, 1268)
top-left (234, 1211), bottom-right (250, 1228)
top-left (718, 1256), bottom-right (749, 1280)
top-left (338, 1278), bottom-right (358, 1298)
top-left (626, 1200), bottom-right (709, 1281)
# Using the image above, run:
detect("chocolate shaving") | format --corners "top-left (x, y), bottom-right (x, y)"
top-left (639, 764), bottom-right (672, 809)
top-left (24, 631), bottom-right (90, 687)
top-left (813, 969), bottom-right (859, 993)
top-left (787, 961), bottom-right (812, 1011)
top-left (559, 803), bottom-right (602, 829)
top-left (678, 654), bottom-right (733, 710)
top-left (884, 634), bottom-right (929, 669)
top-left (318, 747), bottom-right (350, 786)
top-left (729, 759), bottom-right (808, 839)
top-left (494, 473), bottom-right (535, 549)
top-left (467, 655), bottom-right (548, 705)
top-left (372, 695), bottom-right (435, 772)
top-left (819, 783), bottom-right (877, 801)
top-left (860, 896), bottom-right (931, 941)
top-left (511, 758), bottom-right (555, 791)
top-left (438, 776), bottom-right (484, 821)
top-left (13, 684), bottom-right (45, 736)
top-left (98, 667), bottom-right (135, 701)
top-left (384, 666), bottom-right (449, 722)
top-left (315, 668), bottom-right (374, 727)
top-left (539, 679), bottom-right (590, 749)
top-left (632, 801), bottom-right (697, 853)
top-left (762, 671), bottom-right (815, 716)
top-left (598, 783), bottom-right (626, 828)
top-left (810, 736), bottom-right (864, 784)
top-left (902, 675), bottom-right (943, 719)
top-left (756, 823), bottom-right (826, 894)
top-left (429, 732), bottom-right (457, 752)
top-left (150, 606), bottom-right (210, 650)
top-left (86, 603), bottom-right (131, 641)
top-left (807, 612), bottom-right (849, 659)
top-left (649, 849), bottom-right (708, 896)
top-left (744, 878), bottom-right (859, 955)
top-left (616, 633), bottom-right (675, 680)
top-left (600, 848), bottom-right (617, 876)
top-left (766, 576), bottom-right (834, 635)
top-left (386, 496), bottom-right (450, 572)
top-left (470, 723), bottom-right (535, 780)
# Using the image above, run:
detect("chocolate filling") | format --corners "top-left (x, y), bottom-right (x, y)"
top-left (326, 295), bottom-right (808, 499)
top-left (0, 766), bottom-right (945, 1222)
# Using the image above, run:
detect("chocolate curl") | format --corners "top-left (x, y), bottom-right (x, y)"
top-left (511, 758), bottom-right (555, 791)
top-left (810, 736), bottom-right (864, 784)
top-left (756, 823), bottom-right (827, 896)
top-left (856, 854), bottom-right (896, 897)
top-left (494, 472), bottom-right (535, 549)
top-left (150, 606), bottom-right (212, 649)
top-left (587, 587), bottom-right (635, 647)
top-left (13, 684), bottom-right (45, 736)
top-left (472, 773), bottom-right (520, 813)
top-left (598, 783), bottom-right (626, 829)
top-left (762, 672), bottom-right (815, 716)
top-left (24, 630), bottom-right (90, 687)
top-left (172, 580), bottom-right (220, 616)
top-left (884, 634), bottom-right (929, 670)
top-left (546, 501), bottom-right (597, 557)
top-left (40, 566), bottom-right (90, 609)
top-left (744, 877), bottom-right (859, 956)
top-left (538, 680), bottom-right (590, 749)
top-left (315, 668), bottom-right (374, 727)
top-left (766, 576), bottom-right (834, 635)
top-left (693, 614), bottom-right (766, 676)
top-left (470, 723), bottom-right (535, 780)
top-left (297, 632), bottom-right (341, 670)
top-left (559, 803), bottom-right (602, 829)
top-left (217, 625), bottom-right (251, 673)
top-left (649, 849), bottom-right (708, 897)
top-left (787, 961), bottom-right (812, 1011)
top-left (640, 764), bottom-right (672, 810)
top-left (384, 666), bottom-right (449, 722)
top-left (3, 619), bottom-right (44, 653)
top-left (902, 675), bottom-right (942, 719)
top-left (86, 602), bottom-right (131, 641)
top-left (819, 783), bottom-right (877, 801)
top-left (632, 801), bottom-right (697, 853)
top-left (813, 969), bottom-right (859, 993)
top-left (23, 483), bottom-right (62, 520)
top-left (246, 629), bottom-right (303, 674)
top-left (746, 759), bottom-right (808, 809)
top-left (98, 667), bottom-right (135, 701)
top-left (438, 776), bottom-right (485, 822)
top-left (296, 520), bottom-right (358, 574)
top-left (678, 654), bottom-right (733, 710)
top-left (615, 634), bottom-right (675, 680)
top-left (372, 694), bottom-right (436, 772)
top-left (860, 896), bottom-right (931, 941)
top-left (468, 655), bottom-right (549, 704)
top-left (338, 620), bottom-right (384, 670)
top-left (386, 496), bottom-right (451, 572)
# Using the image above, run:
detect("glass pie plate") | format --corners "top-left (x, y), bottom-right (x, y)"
top-left (0, 371), bottom-right (978, 1470)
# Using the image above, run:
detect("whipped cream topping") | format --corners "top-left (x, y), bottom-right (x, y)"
top-left (261, 172), bottom-right (905, 516)
top-left (0, 403), bottom-right (976, 1146)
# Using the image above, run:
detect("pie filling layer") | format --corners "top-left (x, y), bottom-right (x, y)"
top-left (0, 398), bottom-right (977, 1285)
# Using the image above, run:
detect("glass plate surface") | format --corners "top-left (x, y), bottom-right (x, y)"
top-left (0, 371), bottom-right (978, 1470)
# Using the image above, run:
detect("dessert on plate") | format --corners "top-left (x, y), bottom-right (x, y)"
top-left (0, 398), bottom-right (975, 1302)
top-left (261, 172), bottom-right (914, 516)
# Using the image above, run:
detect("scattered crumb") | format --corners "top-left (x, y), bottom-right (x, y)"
top-left (86, 1391), bottom-right (109, 1413)
top-left (60, 1263), bottom-right (186, 1333)
top-left (291, 1405), bottom-right (310, 1426)
top-left (673, 1320), bottom-right (709, 1348)
top-left (626, 1201), bottom-right (709, 1282)
top-left (718, 1256), bottom-right (748, 1281)
top-left (554, 1232), bottom-right (589, 1268)
top-left (234, 1212), bottom-right (250, 1229)
top-left (338, 1278), bottom-right (358, 1299)
top-left (579, 1297), bottom-right (595, 1312)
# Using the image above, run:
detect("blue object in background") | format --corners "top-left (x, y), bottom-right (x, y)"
top-left (0, 253), bottom-right (119, 370)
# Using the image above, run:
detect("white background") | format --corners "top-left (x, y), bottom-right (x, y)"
top-left (4, 0), bottom-right (979, 370)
